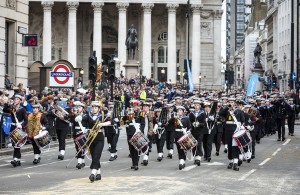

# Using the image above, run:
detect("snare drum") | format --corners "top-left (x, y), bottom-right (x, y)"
top-left (233, 130), bottom-right (252, 148)
top-left (74, 133), bottom-right (89, 154)
top-left (34, 130), bottom-right (51, 149)
top-left (129, 131), bottom-right (149, 151)
top-left (9, 128), bottom-right (27, 148)
top-left (177, 132), bottom-right (198, 152)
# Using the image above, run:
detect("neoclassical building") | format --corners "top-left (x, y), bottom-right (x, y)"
top-left (26, 0), bottom-right (222, 89)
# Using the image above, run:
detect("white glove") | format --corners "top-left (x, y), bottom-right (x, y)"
top-left (208, 116), bottom-right (215, 121)
top-left (114, 118), bottom-right (119, 123)
top-left (237, 122), bottom-right (241, 127)
top-left (75, 115), bottom-right (82, 122)
top-left (97, 123), bottom-right (103, 128)
top-left (17, 123), bottom-right (22, 129)
top-left (23, 101), bottom-right (28, 106)
top-left (158, 122), bottom-right (162, 127)
top-left (42, 126), bottom-right (46, 130)
top-left (193, 122), bottom-right (199, 127)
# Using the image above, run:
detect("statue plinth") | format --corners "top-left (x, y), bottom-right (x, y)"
top-left (124, 60), bottom-right (139, 79)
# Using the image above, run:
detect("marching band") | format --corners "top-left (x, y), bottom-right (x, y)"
top-left (1, 90), bottom-right (299, 182)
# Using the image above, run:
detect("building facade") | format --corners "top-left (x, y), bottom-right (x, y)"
top-left (0, 0), bottom-right (29, 89)
top-left (26, 0), bottom-right (223, 89)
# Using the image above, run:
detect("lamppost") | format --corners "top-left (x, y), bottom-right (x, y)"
top-left (284, 53), bottom-right (287, 91)
top-left (177, 71), bottom-right (181, 83)
top-left (199, 73), bottom-right (201, 91)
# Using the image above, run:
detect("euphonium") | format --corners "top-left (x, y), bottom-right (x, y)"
top-left (52, 105), bottom-right (70, 123)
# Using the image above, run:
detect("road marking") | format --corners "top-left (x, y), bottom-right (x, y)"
top-left (109, 167), bottom-right (130, 173)
top-left (282, 139), bottom-right (291, 146)
top-left (201, 162), bottom-right (225, 166)
top-left (182, 165), bottom-right (197, 171)
top-left (0, 163), bottom-right (10, 167)
top-left (238, 169), bottom-right (256, 181)
top-left (272, 148), bottom-right (281, 156)
top-left (23, 159), bottom-right (69, 169)
top-left (259, 158), bottom-right (271, 166)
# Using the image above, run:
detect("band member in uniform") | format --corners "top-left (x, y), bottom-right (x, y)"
top-left (85, 101), bottom-right (111, 182)
top-left (3, 94), bottom-right (28, 167)
top-left (165, 104), bottom-right (176, 158)
top-left (220, 96), bottom-right (228, 153)
top-left (175, 106), bottom-right (191, 170)
top-left (153, 107), bottom-right (167, 161)
top-left (189, 100), bottom-right (205, 166)
top-left (219, 98), bottom-right (245, 171)
top-left (140, 102), bottom-right (152, 166)
top-left (27, 104), bottom-right (48, 164)
top-left (70, 101), bottom-right (88, 169)
top-left (287, 98), bottom-right (298, 136)
top-left (107, 102), bottom-right (121, 161)
top-left (214, 102), bottom-right (225, 156)
top-left (273, 95), bottom-right (289, 141)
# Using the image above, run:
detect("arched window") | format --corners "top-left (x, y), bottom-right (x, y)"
top-left (158, 46), bottom-right (164, 63)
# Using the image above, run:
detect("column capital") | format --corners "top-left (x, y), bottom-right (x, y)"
top-left (191, 4), bottom-right (203, 14)
top-left (116, 2), bottom-right (129, 12)
top-left (66, 1), bottom-right (79, 11)
top-left (213, 10), bottom-right (223, 19)
top-left (141, 3), bottom-right (154, 13)
top-left (91, 1), bottom-right (104, 12)
top-left (41, 1), bottom-right (54, 11)
top-left (166, 3), bottom-right (179, 12)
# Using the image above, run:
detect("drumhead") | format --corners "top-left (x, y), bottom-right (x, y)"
top-left (233, 130), bottom-right (246, 138)
top-left (34, 130), bottom-right (48, 139)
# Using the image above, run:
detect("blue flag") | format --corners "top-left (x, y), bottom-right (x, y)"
top-left (2, 116), bottom-right (12, 135)
top-left (186, 56), bottom-right (193, 92)
top-left (246, 73), bottom-right (258, 101)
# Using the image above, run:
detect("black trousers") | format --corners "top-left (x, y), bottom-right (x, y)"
top-left (250, 131), bottom-right (257, 156)
top-left (155, 130), bottom-right (166, 153)
top-left (288, 116), bottom-right (295, 134)
top-left (30, 138), bottom-right (41, 155)
top-left (90, 132), bottom-right (104, 169)
top-left (276, 118), bottom-right (286, 139)
top-left (47, 118), bottom-right (56, 138)
top-left (107, 128), bottom-right (120, 153)
top-left (56, 128), bottom-right (68, 151)
top-left (10, 126), bottom-right (21, 159)
top-left (191, 132), bottom-right (203, 157)
top-left (214, 132), bottom-right (223, 152)
top-left (165, 131), bottom-right (175, 150)
top-left (265, 117), bottom-right (272, 135)
top-left (225, 124), bottom-right (239, 160)
top-left (175, 131), bottom-right (186, 160)
top-left (203, 131), bottom-right (216, 158)
top-left (127, 134), bottom-right (140, 166)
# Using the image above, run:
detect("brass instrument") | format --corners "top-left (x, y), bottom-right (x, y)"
top-left (52, 105), bottom-right (70, 123)
top-left (147, 111), bottom-right (155, 135)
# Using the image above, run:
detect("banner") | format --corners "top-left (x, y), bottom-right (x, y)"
top-left (2, 116), bottom-right (12, 135)
top-left (186, 56), bottom-right (193, 92)
top-left (246, 73), bottom-right (258, 100)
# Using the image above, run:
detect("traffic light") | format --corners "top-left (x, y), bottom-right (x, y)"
top-left (272, 74), bottom-right (277, 87)
top-left (225, 70), bottom-right (229, 81)
top-left (101, 65), bottom-right (108, 81)
top-left (96, 64), bottom-right (102, 82)
top-left (88, 56), bottom-right (97, 81)
top-left (108, 59), bottom-right (116, 81)
top-left (23, 34), bottom-right (38, 46)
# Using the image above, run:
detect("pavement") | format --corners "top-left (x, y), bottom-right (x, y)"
top-left (0, 126), bottom-right (299, 194)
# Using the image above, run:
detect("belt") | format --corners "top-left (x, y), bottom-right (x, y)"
top-left (217, 122), bottom-right (223, 124)
top-left (226, 121), bottom-right (235, 124)
top-left (11, 123), bottom-right (17, 126)
top-left (75, 127), bottom-right (81, 130)
top-left (175, 129), bottom-right (184, 132)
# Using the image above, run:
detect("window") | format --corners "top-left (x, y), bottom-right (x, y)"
top-left (237, 6), bottom-right (244, 13)
top-left (237, 0), bottom-right (244, 4)
top-left (39, 46), bottom-right (43, 62)
top-left (158, 32), bottom-right (168, 41)
top-left (177, 50), bottom-right (180, 64)
top-left (238, 74), bottom-right (240, 79)
top-left (59, 48), bottom-right (62, 59)
top-left (32, 48), bottom-right (36, 61)
top-left (236, 14), bottom-right (244, 22)
top-left (238, 66), bottom-right (240, 71)
top-left (51, 47), bottom-right (55, 60)
top-left (151, 49), bottom-right (154, 63)
top-left (166, 47), bottom-right (168, 63)
top-left (236, 23), bottom-right (244, 30)
top-left (158, 46), bottom-right (164, 63)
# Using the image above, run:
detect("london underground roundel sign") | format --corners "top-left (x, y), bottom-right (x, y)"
top-left (49, 64), bottom-right (74, 87)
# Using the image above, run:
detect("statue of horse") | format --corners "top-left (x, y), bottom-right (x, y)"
top-left (125, 26), bottom-right (138, 60)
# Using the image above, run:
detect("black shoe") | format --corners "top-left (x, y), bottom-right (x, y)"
top-left (134, 166), bottom-right (139, 170)
top-left (76, 163), bottom-right (82, 169)
top-left (224, 148), bottom-right (228, 153)
top-left (142, 160), bottom-right (148, 166)
top-left (207, 157), bottom-right (211, 162)
top-left (157, 156), bottom-right (163, 162)
top-left (33, 159), bottom-right (40, 164)
top-left (233, 163), bottom-right (239, 171)
top-left (89, 174), bottom-right (96, 182)
top-left (277, 138), bottom-right (281, 141)
top-left (247, 159), bottom-right (251, 163)
top-left (194, 160), bottom-right (201, 166)
top-left (227, 162), bottom-right (233, 169)
top-left (167, 153), bottom-right (173, 159)
top-left (58, 154), bottom-right (64, 160)
top-left (251, 155), bottom-right (255, 159)
top-left (204, 157), bottom-right (208, 161)
top-left (216, 151), bottom-right (219, 156)
top-left (179, 164), bottom-right (185, 170)
top-left (288, 133), bottom-right (291, 136)
top-left (282, 137), bottom-right (286, 141)
top-left (11, 160), bottom-right (17, 167)
top-left (128, 154), bottom-right (131, 158)
top-left (291, 133), bottom-right (294, 136)
top-left (256, 141), bottom-right (260, 144)
top-left (16, 161), bottom-right (21, 166)
top-left (148, 149), bottom-right (152, 152)
top-left (81, 163), bottom-right (85, 168)
top-left (96, 174), bottom-right (101, 180)
top-left (109, 156), bottom-right (115, 161)
top-left (238, 160), bottom-right (242, 166)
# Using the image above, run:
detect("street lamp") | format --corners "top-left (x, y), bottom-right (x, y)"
top-left (161, 68), bottom-right (165, 74)
top-left (199, 73), bottom-right (202, 91)
top-left (79, 68), bottom-right (84, 75)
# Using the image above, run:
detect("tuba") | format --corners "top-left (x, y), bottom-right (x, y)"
top-left (52, 105), bottom-right (70, 123)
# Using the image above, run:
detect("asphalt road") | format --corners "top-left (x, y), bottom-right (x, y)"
top-left (0, 126), bottom-right (299, 195)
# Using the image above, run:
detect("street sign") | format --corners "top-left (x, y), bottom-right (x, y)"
top-left (49, 64), bottom-right (74, 88)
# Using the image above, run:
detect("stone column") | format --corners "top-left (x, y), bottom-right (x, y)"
top-left (191, 4), bottom-right (202, 85)
top-left (41, 1), bottom-right (54, 64)
top-left (117, 2), bottom-right (129, 74)
top-left (67, 1), bottom-right (79, 67)
top-left (166, 3), bottom-right (178, 84)
top-left (92, 1), bottom-right (104, 61)
top-left (141, 3), bottom-right (154, 79)
top-left (213, 10), bottom-right (223, 89)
